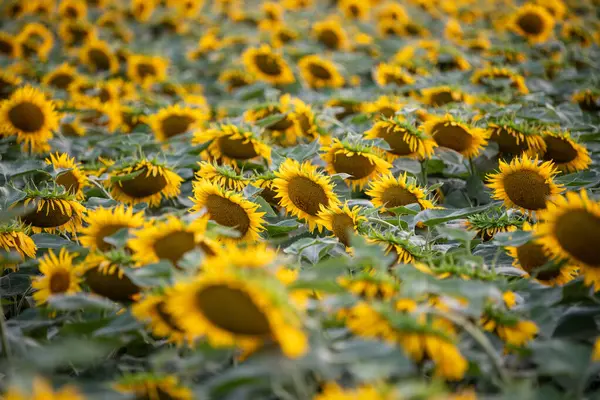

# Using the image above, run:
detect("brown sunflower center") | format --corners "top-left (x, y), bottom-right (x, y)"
top-left (384, 73), bottom-right (409, 87)
top-left (88, 48), bottom-right (112, 71)
top-left (277, 30), bottom-right (294, 43)
top-left (217, 136), bottom-right (259, 160)
top-left (136, 62), bottom-right (157, 79)
top-left (152, 230), bottom-right (196, 265)
top-left (155, 301), bottom-right (185, 332)
top-left (160, 115), bottom-right (195, 138)
top-left (349, 5), bottom-right (360, 17)
top-left (502, 169), bottom-right (550, 210)
top-left (49, 270), bottom-right (71, 293)
top-left (22, 200), bottom-right (72, 228)
top-left (517, 11), bottom-right (544, 35)
top-left (379, 126), bottom-right (413, 156)
top-left (48, 73), bottom-right (74, 90)
top-left (287, 176), bottom-right (329, 216)
top-left (318, 29), bottom-right (341, 49)
top-left (118, 168), bottom-right (168, 198)
top-left (490, 128), bottom-right (529, 154)
top-left (56, 171), bottom-right (81, 196)
top-left (8, 102), bottom-right (45, 133)
top-left (308, 62), bottom-right (332, 80)
top-left (516, 242), bottom-right (561, 280)
top-left (432, 123), bottom-right (473, 153)
top-left (227, 75), bottom-right (250, 90)
top-left (205, 194), bottom-right (251, 236)
top-left (332, 152), bottom-right (376, 180)
top-left (381, 185), bottom-right (419, 208)
top-left (65, 6), bottom-right (79, 18)
top-left (195, 285), bottom-right (272, 335)
top-left (84, 266), bottom-right (140, 302)
top-left (331, 213), bottom-right (354, 247)
top-left (254, 53), bottom-right (282, 76)
top-left (61, 122), bottom-right (80, 137)
top-left (0, 39), bottom-right (14, 55)
top-left (95, 223), bottom-right (130, 251)
top-left (554, 210), bottom-right (600, 267)
top-left (543, 136), bottom-right (578, 164)
top-left (430, 91), bottom-right (455, 106)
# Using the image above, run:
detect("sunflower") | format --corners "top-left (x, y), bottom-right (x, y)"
top-left (315, 382), bottom-right (397, 400)
top-left (114, 374), bottom-right (192, 400)
top-left (339, 0), bottom-right (370, 21)
top-left (252, 172), bottom-right (280, 207)
top-left (0, 222), bottom-right (36, 272)
top-left (481, 312), bottom-right (538, 347)
top-left (218, 69), bottom-right (255, 92)
top-left (17, 22), bottom-right (54, 61)
top-left (509, 4), bottom-right (555, 43)
top-left (0, 85), bottom-right (59, 153)
top-left (540, 130), bottom-right (591, 173)
top-left (168, 0), bottom-right (204, 17)
top-left (367, 172), bottom-right (435, 212)
top-left (273, 159), bottom-right (340, 232)
top-left (364, 118), bottom-right (437, 161)
top-left (186, 30), bottom-right (222, 60)
top-left (3, 377), bottom-right (84, 400)
top-left (196, 162), bottom-right (250, 191)
top-left (0, 31), bottom-right (22, 58)
top-left (193, 123), bottom-right (271, 166)
top-left (243, 96), bottom-right (298, 145)
top-left (471, 67), bottom-right (529, 95)
top-left (108, 159), bottom-right (183, 207)
top-left (127, 54), bottom-right (169, 87)
top-left (572, 89), bottom-right (600, 112)
top-left (146, 104), bottom-right (207, 142)
top-left (32, 248), bottom-right (83, 306)
top-left (59, 117), bottom-right (86, 137)
top-left (321, 139), bottom-right (391, 190)
top-left (376, 2), bottom-right (408, 22)
top-left (20, 189), bottom-right (85, 234)
top-left (298, 55), bottom-right (345, 89)
top-left (465, 211), bottom-right (523, 242)
top-left (190, 179), bottom-right (265, 242)
top-left (130, 0), bottom-right (155, 22)
top-left (444, 18), bottom-right (463, 43)
top-left (58, 0), bottom-right (87, 20)
top-left (326, 98), bottom-right (363, 121)
top-left (289, 97), bottom-right (323, 143)
top-left (373, 62), bottom-right (415, 88)
top-left (132, 291), bottom-right (192, 344)
top-left (81, 250), bottom-right (141, 302)
top-left (420, 85), bottom-right (473, 107)
top-left (242, 45), bottom-right (295, 85)
top-left (45, 153), bottom-right (88, 200)
top-left (486, 155), bottom-right (563, 213)
top-left (80, 205), bottom-right (146, 252)
top-left (533, 0), bottom-right (566, 20)
top-left (79, 37), bottom-right (119, 74)
top-left (561, 21), bottom-right (594, 47)
top-left (368, 230), bottom-right (424, 265)
top-left (318, 203), bottom-right (366, 247)
top-left (166, 265), bottom-right (307, 358)
top-left (41, 63), bottom-right (81, 91)
top-left (362, 95), bottom-right (405, 120)
top-left (259, 2), bottom-right (284, 31)
top-left (312, 19), bottom-right (349, 51)
top-left (486, 121), bottom-right (546, 156)
top-left (337, 270), bottom-right (398, 301)
top-left (0, 70), bottom-right (22, 100)
top-left (422, 114), bottom-right (489, 159)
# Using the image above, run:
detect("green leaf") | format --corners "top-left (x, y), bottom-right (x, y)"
top-left (414, 202), bottom-right (496, 226)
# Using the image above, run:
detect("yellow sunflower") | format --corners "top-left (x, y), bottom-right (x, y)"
top-left (362, 95), bottom-right (405, 120)
top-left (127, 54), bottom-right (169, 87)
top-left (289, 97), bottom-right (323, 143)
top-left (193, 123), bottom-right (271, 166)
top-left (58, 0), bottom-right (87, 20)
top-left (0, 70), bottom-right (22, 100)
top-left (465, 211), bottom-right (522, 242)
top-left (259, 2), bottom-right (284, 31)
top-left (271, 24), bottom-right (299, 48)
top-left (273, 159), bottom-right (340, 232)
top-left (45, 153), bottom-right (88, 200)
top-left (0, 31), bottom-right (22, 58)
top-left (190, 179), bottom-right (265, 242)
top-left (364, 118), bottom-right (437, 161)
top-left (298, 55), bottom-right (345, 89)
top-left (509, 4), bottom-right (555, 43)
top-left (79, 37), bottom-right (119, 74)
top-left (481, 315), bottom-right (538, 347)
top-left (3, 377), bottom-right (84, 400)
top-left (32, 248), bottom-right (83, 306)
top-left (0, 222), bottom-right (37, 272)
top-left (42, 63), bottom-right (81, 91)
top-left (312, 19), bottom-right (349, 51)
top-left (572, 89), bottom-right (600, 112)
top-left (376, 2), bottom-right (408, 23)
top-left (366, 172), bottom-right (435, 212)
top-left (114, 374), bottom-right (192, 400)
top-left (243, 95), bottom-right (298, 146)
top-left (486, 121), bottom-right (546, 156)
top-left (108, 159), bottom-right (183, 207)
top-left (561, 20), bottom-right (594, 47)
top-left (321, 139), bottom-right (392, 190)
top-left (60, 117), bottom-right (86, 137)
top-left (218, 69), bottom-right (255, 92)
top-left (423, 114), bottom-right (489, 159)
top-left (486, 155), bottom-right (563, 213)
top-left (540, 130), bottom-right (591, 173)
top-left (196, 161), bottom-right (250, 192)
top-left (242, 45), bottom-right (295, 85)
top-left (79, 205), bottom-right (146, 252)
top-left (471, 67), bottom-right (529, 95)
top-left (339, 0), bottom-right (370, 21)
top-left (0, 85), bottom-right (59, 153)
top-left (536, 190), bottom-right (600, 290)
top-left (315, 382), bottom-right (397, 400)
top-left (20, 190), bottom-right (85, 234)
top-left (58, 20), bottom-right (96, 48)
top-left (81, 250), bottom-right (141, 302)
top-left (419, 85), bottom-right (473, 107)
top-left (326, 98), bottom-right (364, 121)
top-left (132, 290), bottom-right (192, 344)
top-left (373, 62), bottom-right (415, 88)
top-left (146, 104), bottom-right (208, 142)
top-left (18, 22), bottom-right (54, 61)
top-left (130, 0), bottom-right (155, 22)
top-left (318, 203), bottom-right (366, 247)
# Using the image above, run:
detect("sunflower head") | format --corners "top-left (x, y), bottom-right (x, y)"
top-left (3, 377), bottom-right (84, 400)
top-left (146, 104), bottom-right (208, 142)
top-left (114, 373), bottom-right (193, 400)
top-left (80, 205), bottom-right (146, 252)
top-left (58, 0), bottom-right (87, 20)
top-left (572, 89), bottom-right (600, 112)
top-left (364, 117), bottom-right (438, 161)
top-left (373, 62), bottom-right (416, 88)
top-left (45, 152), bottom-right (88, 200)
top-left (486, 119), bottom-right (547, 156)
top-left (465, 211), bottom-right (523, 242)
top-left (82, 250), bottom-right (141, 302)
top-left (337, 270), bottom-right (398, 301)
top-left (420, 85), bottom-right (472, 107)
top-left (196, 161), bottom-right (250, 192)
top-left (17, 22), bottom-right (54, 61)
top-left (362, 95), bottom-right (405, 120)
top-left (242, 45), bottom-right (295, 85)
top-left (127, 54), bottom-right (169, 87)
top-left (471, 66), bottom-right (529, 95)
top-left (339, 0), bottom-right (370, 21)
top-left (32, 248), bottom-right (83, 306)
top-left (0, 31), bottom-right (21, 58)
top-left (423, 114), bottom-right (489, 159)
top-left (366, 172), bottom-right (436, 213)
top-left (42, 63), bottom-right (82, 91)
top-left (540, 130), bottom-right (591, 173)
top-left (19, 186), bottom-right (85, 234)
top-left (218, 69), bottom-right (255, 92)
top-left (132, 289), bottom-right (192, 344)
top-left (367, 229), bottom-right (425, 266)
top-left (298, 55), bottom-right (345, 89)
top-left (79, 37), bottom-right (119, 74)
top-left (270, 24), bottom-right (299, 48)
top-left (312, 18), bottom-right (349, 51)
top-left (318, 202), bottom-right (366, 247)
top-left (510, 4), bottom-right (555, 43)
top-left (0, 222), bottom-right (36, 272)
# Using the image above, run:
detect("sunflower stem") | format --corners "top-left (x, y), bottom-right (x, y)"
top-left (420, 160), bottom-right (428, 186)
top-left (368, 217), bottom-right (401, 233)
top-left (0, 309), bottom-right (12, 363)
top-left (88, 177), bottom-right (113, 199)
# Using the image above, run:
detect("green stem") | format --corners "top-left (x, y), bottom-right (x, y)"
top-left (420, 160), bottom-right (428, 186)
top-left (0, 310), bottom-right (12, 363)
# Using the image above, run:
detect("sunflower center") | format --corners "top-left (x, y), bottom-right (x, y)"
top-left (318, 29), bottom-right (341, 49)
top-left (61, 122), bottom-right (80, 137)
top-left (160, 115), bottom-right (195, 138)
top-left (543, 136), bottom-right (578, 164)
top-left (65, 6), bottom-right (79, 18)
top-left (515, 242), bottom-right (561, 280)
top-left (269, 115), bottom-right (294, 131)
top-left (254, 54), bottom-right (282, 76)
top-left (48, 73), bottom-right (74, 90)
top-left (136, 63), bottom-right (157, 79)
top-left (554, 210), bottom-right (600, 267)
top-left (195, 285), bottom-right (272, 336)
top-left (377, 107), bottom-right (397, 118)
top-left (88, 48), bottom-right (111, 71)
top-left (95, 224), bottom-right (130, 251)
top-left (502, 169), bottom-right (550, 210)
top-left (287, 176), bottom-right (329, 216)
top-left (349, 5), bottom-right (360, 17)
top-left (227, 76), bottom-right (250, 90)
top-left (0, 39), bottom-right (14, 55)
top-left (379, 126), bottom-right (413, 156)
top-left (8, 102), bottom-right (45, 133)
top-left (205, 194), bottom-right (251, 236)
top-left (217, 136), bottom-right (259, 160)
top-left (84, 266), bottom-right (140, 302)
top-left (308, 63), bottom-right (332, 80)
top-left (56, 171), bottom-right (81, 196)
top-left (152, 230), bottom-right (196, 265)
top-left (517, 12), bottom-right (544, 35)
top-left (432, 123), bottom-right (473, 153)
top-left (155, 301), bottom-right (185, 333)
top-left (119, 168), bottom-right (168, 198)
top-left (22, 200), bottom-right (72, 228)
top-left (49, 270), bottom-right (71, 293)
top-left (430, 91), bottom-right (455, 106)
top-left (332, 213), bottom-right (354, 247)
top-left (384, 73), bottom-right (409, 87)
top-left (381, 186), bottom-right (419, 208)
top-left (490, 128), bottom-right (528, 154)
top-left (332, 153), bottom-right (376, 180)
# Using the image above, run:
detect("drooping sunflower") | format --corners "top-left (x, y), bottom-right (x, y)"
top-left (509, 4), bottom-right (555, 44)
top-left (81, 250), bottom-right (142, 302)
top-left (373, 62), bottom-right (415, 88)
top-left (3, 377), bottom-right (84, 400)
top-left (132, 290), bottom-right (192, 344)
top-left (273, 159), bottom-right (340, 232)
top-left (321, 139), bottom-right (391, 190)
top-left (20, 189), bottom-right (85, 234)
top-left (362, 95), bottom-right (405, 120)
top-left (17, 22), bottom-right (54, 61)
top-left (572, 89), bottom-right (600, 112)
top-left (79, 205), bottom-right (146, 252)
top-left (419, 85), bottom-right (473, 107)
top-left (487, 155), bottom-right (563, 213)
top-left (339, 0), bottom-right (370, 21)
top-left (318, 203), bottom-right (366, 248)
top-left (58, 0), bottom-right (87, 20)
top-left (108, 159), bottom-right (183, 207)
top-left (190, 180), bottom-right (265, 242)
top-left (0, 222), bottom-right (36, 272)
top-left (312, 19), bottom-right (349, 51)
top-left (243, 95), bottom-right (298, 146)
top-left (193, 124), bottom-right (271, 166)
top-left (326, 97), bottom-right (364, 121)
top-left (536, 190), bottom-right (600, 289)
top-left (540, 130), bottom-right (591, 173)
top-left (465, 211), bottom-right (523, 242)
top-left (0, 31), bottom-right (22, 58)
top-left (289, 97), bottom-right (324, 143)
top-left (114, 374), bottom-right (193, 400)
top-left (0, 70), bottom-right (22, 100)
top-left (0, 85), bottom-right (59, 153)
top-left (471, 67), bottom-right (529, 95)
top-left (298, 55), bottom-right (345, 89)
top-left (486, 120), bottom-right (546, 156)
top-left (218, 69), bottom-right (255, 92)
top-left (242, 45), bottom-right (295, 85)
top-left (366, 172), bottom-right (435, 212)
top-left (364, 118), bottom-right (437, 161)
top-left (481, 312), bottom-right (538, 348)
top-left (45, 153), bottom-right (88, 200)
top-left (41, 63), bottom-right (81, 91)
top-left (196, 162), bottom-right (250, 192)
top-left (146, 104), bottom-right (208, 142)
top-left (32, 248), bottom-right (83, 306)
top-left (127, 54), bottom-right (169, 87)
top-left (423, 114), bottom-right (489, 159)
top-left (337, 270), bottom-right (398, 302)
top-left (368, 229), bottom-right (424, 265)
top-left (79, 37), bottom-right (119, 74)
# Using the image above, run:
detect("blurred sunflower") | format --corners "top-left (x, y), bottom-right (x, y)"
top-left (572, 89), bottom-right (600, 112)
top-left (339, 0), bottom-right (370, 21)
top-left (146, 104), bottom-right (207, 142)
top-left (130, 0), bottom-right (155, 22)
top-left (364, 118), bottom-right (437, 161)
top-left (242, 45), bottom-right (295, 85)
top-left (80, 205), bottom-right (145, 252)
top-left (127, 54), bottom-right (169, 87)
top-left (58, 0), bottom-right (87, 20)
top-left (0, 222), bottom-right (36, 272)
top-left (190, 179), bottom-right (265, 242)
top-left (376, 2), bottom-right (408, 22)
top-left (373, 62), bottom-right (415, 88)
top-left (509, 4), bottom-right (555, 43)
top-left (321, 139), bottom-right (391, 190)
top-left (60, 116), bottom-right (86, 137)
top-left (561, 20), bottom-right (595, 47)
top-left (252, 172), bottom-right (280, 207)
top-left (362, 95), bottom-right (404, 120)
top-left (481, 312), bottom-right (538, 347)
top-left (32, 248), bottom-right (83, 306)
top-left (42, 63), bottom-right (81, 91)
top-left (18, 22), bottom-right (54, 60)
top-left (58, 20), bottom-right (95, 48)
top-left (0, 31), bottom-right (22, 58)
top-left (114, 374), bottom-right (192, 400)
top-left (3, 377), bottom-right (84, 400)
top-left (318, 203), bottom-right (366, 247)
top-left (298, 55), bottom-right (345, 89)
top-left (312, 19), bottom-right (349, 51)
top-left (218, 69), bottom-right (255, 92)
top-left (465, 211), bottom-right (523, 242)
top-left (20, 189), bottom-right (85, 234)
top-left (367, 172), bottom-right (435, 212)
top-left (326, 97), bottom-right (364, 121)
top-left (132, 290), bottom-right (192, 344)
top-left (420, 85), bottom-right (473, 107)
top-left (270, 24), bottom-right (298, 48)
top-left (337, 270), bottom-right (398, 301)
top-left (471, 66), bottom-right (529, 95)
top-left (315, 382), bottom-right (397, 400)
top-left (45, 152), bottom-right (88, 200)
top-left (273, 159), bottom-right (340, 232)
top-left (108, 159), bottom-right (183, 207)
top-left (444, 18), bottom-right (463, 43)
top-left (486, 120), bottom-right (546, 156)
top-left (196, 162), bottom-right (250, 191)
top-left (0, 70), bottom-right (22, 99)
top-left (368, 230), bottom-right (423, 265)
top-left (168, 0), bottom-right (204, 18)
top-left (243, 96), bottom-right (298, 145)
top-left (487, 155), bottom-right (563, 213)
top-left (540, 130), bottom-right (591, 173)
top-left (259, 2), bottom-right (284, 31)
top-left (79, 37), bottom-right (119, 74)
top-left (423, 114), bottom-right (488, 159)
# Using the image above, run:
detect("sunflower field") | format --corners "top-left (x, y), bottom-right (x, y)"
top-left (1, 0), bottom-right (600, 398)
